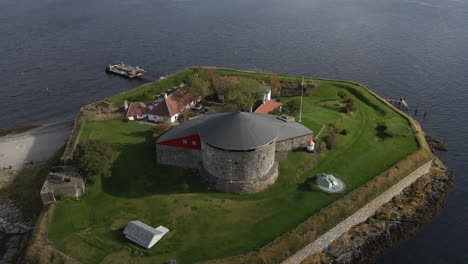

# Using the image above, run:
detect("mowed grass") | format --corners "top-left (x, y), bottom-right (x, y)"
top-left (49, 78), bottom-right (419, 264)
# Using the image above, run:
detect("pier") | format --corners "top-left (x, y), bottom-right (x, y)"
top-left (385, 98), bottom-right (409, 110)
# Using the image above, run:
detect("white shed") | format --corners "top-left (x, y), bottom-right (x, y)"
top-left (123, 220), bottom-right (169, 249)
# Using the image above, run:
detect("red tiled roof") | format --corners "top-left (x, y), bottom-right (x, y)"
top-left (149, 88), bottom-right (194, 117)
top-left (255, 100), bottom-right (282, 114)
top-left (126, 102), bottom-right (149, 118)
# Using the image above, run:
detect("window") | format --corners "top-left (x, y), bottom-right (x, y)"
top-left (182, 139), bottom-right (188, 144)
top-left (192, 141), bottom-right (197, 145)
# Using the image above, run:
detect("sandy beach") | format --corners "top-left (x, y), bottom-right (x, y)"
top-left (0, 121), bottom-right (73, 174)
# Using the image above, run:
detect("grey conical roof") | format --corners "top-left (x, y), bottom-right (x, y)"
top-left (197, 112), bottom-right (278, 150)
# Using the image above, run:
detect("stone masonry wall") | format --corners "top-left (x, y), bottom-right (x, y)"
top-left (200, 141), bottom-right (277, 193)
top-left (156, 144), bottom-right (201, 169)
top-left (276, 134), bottom-right (312, 152)
top-left (282, 159), bottom-right (433, 264)
top-left (201, 163), bottom-right (279, 193)
top-left (201, 141), bottom-right (276, 182)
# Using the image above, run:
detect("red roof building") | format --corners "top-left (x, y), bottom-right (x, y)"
top-left (254, 100), bottom-right (282, 114)
top-left (148, 88), bottom-right (195, 123)
top-left (126, 102), bottom-right (149, 120)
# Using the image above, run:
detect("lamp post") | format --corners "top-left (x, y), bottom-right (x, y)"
top-left (299, 77), bottom-right (304, 123)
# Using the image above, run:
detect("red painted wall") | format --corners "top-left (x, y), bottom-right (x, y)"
top-left (156, 134), bottom-right (201, 150)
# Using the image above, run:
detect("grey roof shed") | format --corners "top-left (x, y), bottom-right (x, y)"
top-left (123, 220), bottom-right (169, 249)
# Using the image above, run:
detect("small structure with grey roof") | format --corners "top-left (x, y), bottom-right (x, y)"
top-left (123, 220), bottom-right (169, 249)
top-left (40, 166), bottom-right (85, 205)
top-left (155, 112), bottom-right (313, 193)
top-left (316, 173), bottom-right (345, 193)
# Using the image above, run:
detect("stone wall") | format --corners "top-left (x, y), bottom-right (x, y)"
top-left (304, 160), bottom-right (453, 264)
top-left (201, 141), bottom-right (276, 182)
top-left (155, 144), bottom-right (201, 169)
top-left (201, 163), bottom-right (278, 193)
top-left (282, 159), bottom-right (433, 264)
top-left (200, 141), bottom-right (277, 193)
top-left (276, 134), bottom-right (312, 152)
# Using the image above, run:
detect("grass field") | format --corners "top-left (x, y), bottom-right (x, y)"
top-left (49, 73), bottom-right (420, 264)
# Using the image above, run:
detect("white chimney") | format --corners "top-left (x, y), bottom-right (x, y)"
top-left (163, 93), bottom-right (168, 99)
top-left (124, 100), bottom-right (129, 110)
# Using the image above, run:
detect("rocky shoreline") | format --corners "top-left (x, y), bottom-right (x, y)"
top-left (0, 121), bottom-right (71, 264)
top-left (302, 158), bottom-right (453, 264)
top-left (0, 198), bottom-right (35, 264)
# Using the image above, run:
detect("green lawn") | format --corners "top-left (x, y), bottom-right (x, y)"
top-left (49, 76), bottom-right (419, 264)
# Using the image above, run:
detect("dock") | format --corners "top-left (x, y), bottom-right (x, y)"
top-left (385, 98), bottom-right (409, 110)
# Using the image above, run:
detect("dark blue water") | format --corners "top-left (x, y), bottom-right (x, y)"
top-left (1, 0), bottom-right (467, 262)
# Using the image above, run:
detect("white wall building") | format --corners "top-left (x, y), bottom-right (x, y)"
top-left (147, 88), bottom-right (195, 123)
top-left (123, 220), bottom-right (169, 249)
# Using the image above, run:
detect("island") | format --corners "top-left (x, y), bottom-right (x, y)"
top-left (13, 67), bottom-right (451, 264)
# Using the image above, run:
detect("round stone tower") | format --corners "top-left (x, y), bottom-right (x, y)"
top-left (198, 112), bottom-right (279, 193)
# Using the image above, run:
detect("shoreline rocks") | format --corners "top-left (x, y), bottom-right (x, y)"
top-left (0, 198), bottom-right (36, 263)
top-left (0, 199), bottom-right (35, 235)
top-left (302, 158), bottom-right (454, 264)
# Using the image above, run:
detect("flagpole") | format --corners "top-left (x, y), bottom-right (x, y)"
top-left (299, 76), bottom-right (304, 122)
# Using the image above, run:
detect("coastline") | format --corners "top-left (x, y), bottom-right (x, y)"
top-left (0, 68), bottom-right (452, 263)
top-left (0, 120), bottom-right (73, 263)
top-left (0, 120), bottom-right (73, 175)
top-left (302, 158), bottom-right (453, 264)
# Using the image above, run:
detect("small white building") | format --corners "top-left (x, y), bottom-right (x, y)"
top-left (263, 86), bottom-right (272, 102)
top-left (306, 139), bottom-right (315, 152)
top-left (123, 220), bottom-right (169, 249)
top-left (148, 88), bottom-right (195, 123)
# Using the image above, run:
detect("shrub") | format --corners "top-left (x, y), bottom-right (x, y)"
top-left (228, 78), bottom-right (265, 111)
top-left (345, 98), bottom-right (357, 113)
top-left (269, 73), bottom-right (281, 97)
top-left (317, 142), bottom-right (328, 153)
top-left (340, 129), bottom-right (349, 135)
top-left (73, 140), bottom-right (118, 184)
top-left (283, 99), bottom-right (300, 116)
top-left (323, 133), bottom-right (336, 150)
top-left (186, 74), bottom-right (212, 99)
top-left (270, 108), bottom-right (282, 116)
top-left (178, 108), bottom-right (194, 123)
top-left (329, 122), bottom-right (339, 134)
top-left (209, 68), bottom-right (219, 91)
top-left (338, 91), bottom-right (347, 99)
top-left (181, 183), bottom-right (190, 193)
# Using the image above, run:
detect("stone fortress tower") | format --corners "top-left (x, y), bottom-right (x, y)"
top-left (198, 113), bottom-right (279, 193)
top-left (155, 112), bottom-right (313, 193)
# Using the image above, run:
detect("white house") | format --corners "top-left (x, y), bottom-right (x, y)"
top-left (148, 88), bottom-right (195, 123)
top-left (125, 102), bottom-right (149, 120)
top-left (263, 86), bottom-right (272, 102)
top-left (123, 220), bottom-right (169, 249)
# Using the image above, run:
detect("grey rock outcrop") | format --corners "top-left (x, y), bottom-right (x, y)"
top-left (0, 199), bottom-right (35, 235)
